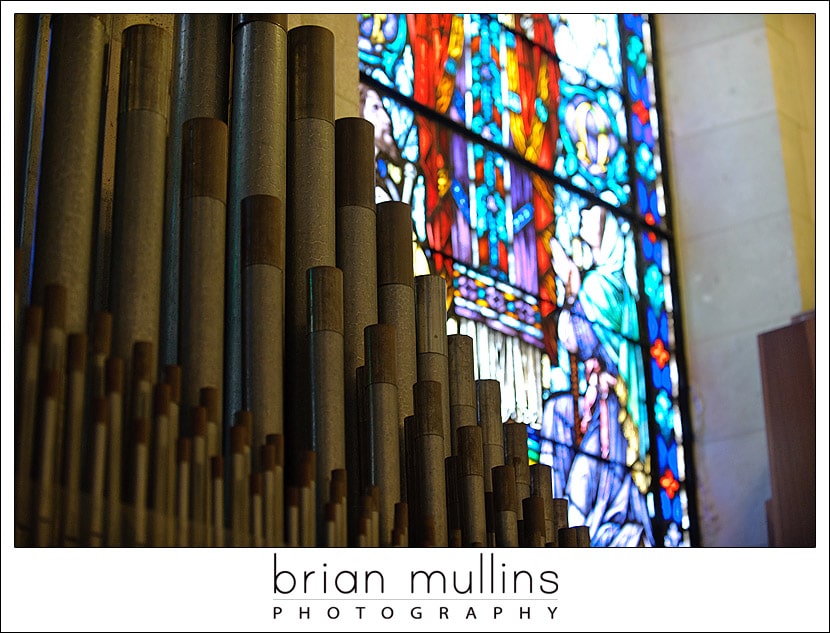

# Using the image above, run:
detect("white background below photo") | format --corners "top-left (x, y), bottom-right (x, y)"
top-left (2, 546), bottom-right (829, 632)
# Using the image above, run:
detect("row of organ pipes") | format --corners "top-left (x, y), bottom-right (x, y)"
top-left (13, 14), bottom-right (590, 548)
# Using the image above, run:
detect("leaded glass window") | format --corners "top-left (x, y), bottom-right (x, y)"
top-left (359, 13), bottom-right (696, 547)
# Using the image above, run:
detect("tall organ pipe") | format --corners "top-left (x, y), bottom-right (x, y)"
top-left (335, 117), bottom-right (378, 528)
top-left (14, 13), bottom-right (40, 251)
top-left (109, 23), bottom-right (172, 381)
top-left (414, 275), bottom-right (451, 459)
top-left (284, 24), bottom-right (336, 481)
top-left (448, 334), bottom-right (477, 455)
top-left (31, 14), bottom-right (107, 335)
top-left (226, 14), bottom-right (288, 460)
top-left (413, 380), bottom-right (448, 546)
top-left (241, 194), bottom-right (285, 465)
top-left (308, 266), bottom-right (346, 545)
top-left (376, 201), bottom-right (417, 501)
top-left (364, 323), bottom-right (401, 547)
top-left (160, 14), bottom-right (231, 370)
top-left (180, 117), bottom-right (228, 434)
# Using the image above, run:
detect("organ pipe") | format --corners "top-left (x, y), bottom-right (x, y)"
top-left (12, 13), bottom-right (588, 549)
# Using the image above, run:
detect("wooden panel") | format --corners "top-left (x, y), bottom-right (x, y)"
top-left (758, 310), bottom-right (816, 547)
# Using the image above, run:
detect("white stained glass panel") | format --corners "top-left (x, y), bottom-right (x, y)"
top-left (459, 316), bottom-right (543, 426)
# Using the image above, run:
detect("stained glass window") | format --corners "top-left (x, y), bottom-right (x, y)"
top-left (359, 13), bottom-right (696, 547)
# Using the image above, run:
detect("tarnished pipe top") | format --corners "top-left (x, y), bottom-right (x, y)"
top-left (335, 117), bottom-right (376, 210)
top-left (492, 464), bottom-right (517, 512)
top-left (377, 201), bottom-right (415, 288)
top-left (288, 25), bottom-right (334, 123)
top-left (233, 14), bottom-right (287, 31)
top-left (364, 323), bottom-right (397, 385)
top-left (119, 24), bottom-right (172, 115)
top-left (415, 275), bottom-right (449, 355)
top-left (308, 266), bottom-right (344, 334)
top-left (414, 381), bottom-right (445, 437)
top-left (182, 118), bottom-right (228, 203)
top-left (457, 425), bottom-right (484, 476)
top-left (242, 194), bottom-right (284, 268)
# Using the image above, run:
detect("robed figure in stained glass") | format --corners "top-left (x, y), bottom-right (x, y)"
top-left (549, 204), bottom-right (653, 546)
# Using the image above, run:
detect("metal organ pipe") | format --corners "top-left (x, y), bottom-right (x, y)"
top-left (12, 13), bottom-right (591, 550)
